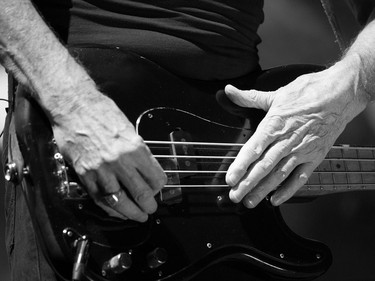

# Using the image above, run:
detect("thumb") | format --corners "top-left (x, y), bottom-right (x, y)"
top-left (224, 84), bottom-right (275, 111)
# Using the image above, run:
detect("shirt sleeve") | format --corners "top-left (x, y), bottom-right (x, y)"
top-left (346, 0), bottom-right (375, 25)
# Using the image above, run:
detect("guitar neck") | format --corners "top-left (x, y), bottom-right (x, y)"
top-left (295, 145), bottom-right (375, 197)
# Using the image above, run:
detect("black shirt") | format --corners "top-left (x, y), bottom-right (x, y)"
top-left (33, 0), bottom-right (264, 80)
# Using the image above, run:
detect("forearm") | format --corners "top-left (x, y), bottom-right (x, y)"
top-left (341, 19), bottom-right (375, 104)
top-left (0, 0), bottom-right (100, 121)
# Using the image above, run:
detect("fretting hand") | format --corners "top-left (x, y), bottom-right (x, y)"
top-left (224, 58), bottom-right (370, 208)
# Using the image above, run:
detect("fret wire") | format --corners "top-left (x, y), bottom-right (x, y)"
top-left (357, 149), bottom-right (365, 185)
top-left (331, 145), bottom-right (375, 151)
top-left (329, 152), bottom-right (334, 184)
top-left (342, 148), bottom-right (350, 186)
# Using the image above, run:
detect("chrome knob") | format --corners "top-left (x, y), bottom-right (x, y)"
top-left (147, 247), bottom-right (168, 269)
top-left (4, 162), bottom-right (18, 183)
top-left (102, 252), bottom-right (132, 275)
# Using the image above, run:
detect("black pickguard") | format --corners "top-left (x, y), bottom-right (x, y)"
top-left (14, 47), bottom-right (331, 281)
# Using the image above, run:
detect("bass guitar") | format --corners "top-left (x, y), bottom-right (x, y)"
top-left (10, 47), bottom-right (374, 281)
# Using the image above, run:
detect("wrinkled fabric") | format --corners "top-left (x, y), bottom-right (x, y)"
top-left (32, 0), bottom-right (264, 80)
top-left (3, 110), bottom-right (58, 281)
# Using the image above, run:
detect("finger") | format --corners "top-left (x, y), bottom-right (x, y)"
top-left (117, 166), bottom-right (158, 215)
top-left (135, 147), bottom-right (167, 193)
top-left (224, 84), bottom-right (275, 111)
top-left (95, 200), bottom-right (128, 220)
top-left (270, 162), bottom-right (315, 206)
top-left (242, 155), bottom-right (298, 208)
top-left (229, 139), bottom-right (290, 203)
top-left (95, 169), bottom-right (149, 222)
top-left (226, 127), bottom-right (274, 187)
top-left (102, 190), bottom-right (148, 222)
top-left (80, 175), bottom-right (128, 220)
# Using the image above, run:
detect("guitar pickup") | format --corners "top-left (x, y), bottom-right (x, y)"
top-left (157, 129), bottom-right (197, 205)
top-left (169, 129), bottom-right (198, 177)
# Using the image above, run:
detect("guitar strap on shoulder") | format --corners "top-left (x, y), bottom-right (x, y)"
top-left (320, 0), bottom-right (346, 53)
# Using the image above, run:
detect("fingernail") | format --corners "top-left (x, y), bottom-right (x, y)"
top-left (270, 196), bottom-right (282, 206)
top-left (244, 197), bottom-right (256, 209)
top-left (229, 189), bottom-right (241, 203)
top-left (299, 173), bottom-right (308, 183)
top-left (225, 84), bottom-right (237, 94)
top-left (226, 173), bottom-right (236, 186)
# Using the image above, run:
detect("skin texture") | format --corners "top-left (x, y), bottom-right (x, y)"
top-left (1, 0), bottom-right (374, 220)
top-left (0, 0), bottom-right (166, 222)
top-left (225, 20), bottom-right (375, 208)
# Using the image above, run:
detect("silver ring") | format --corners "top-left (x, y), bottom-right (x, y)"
top-left (102, 190), bottom-right (124, 208)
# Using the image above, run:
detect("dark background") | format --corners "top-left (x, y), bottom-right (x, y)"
top-left (0, 0), bottom-right (374, 280)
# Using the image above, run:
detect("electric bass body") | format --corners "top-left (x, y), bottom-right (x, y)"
top-left (14, 47), bottom-right (331, 281)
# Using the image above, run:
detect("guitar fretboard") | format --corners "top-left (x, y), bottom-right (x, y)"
top-left (296, 145), bottom-right (375, 197)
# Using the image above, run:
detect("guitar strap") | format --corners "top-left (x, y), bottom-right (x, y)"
top-left (4, 74), bottom-right (24, 184)
top-left (320, 0), bottom-right (347, 52)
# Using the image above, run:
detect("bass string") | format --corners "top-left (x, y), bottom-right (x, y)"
top-left (146, 142), bottom-right (375, 163)
top-left (153, 154), bottom-right (375, 169)
top-left (145, 140), bottom-right (375, 150)
top-left (160, 183), bottom-right (375, 189)
top-left (146, 142), bottom-right (375, 184)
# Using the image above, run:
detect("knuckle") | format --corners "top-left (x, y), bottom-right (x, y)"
top-left (238, 177), bottom-right (252, 190)
top-left (242, 143), bottom-right (262, 159)
top-left (131, 135), bottom-right (146, 150)
top-left (258, 158), bottom-right (273, 173)
top-left (266, 115), bottom-right (285, 130)
top-left (274, 167), bottom-right (287, 180)
top-left (298, 172), bottom-right (309, 183)
top-left (134, 189), bottom-right (154, 205)
top-left (235, 163), bottom-right (249, 175)
top-left (226, 175), bottom-right (237, 187)
top-left (252, 145), bottom-right (263, 157)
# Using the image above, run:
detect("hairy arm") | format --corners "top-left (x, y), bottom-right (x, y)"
top-left (225, 19), bottom-right (375, 207)
top-left (0, 0), bottom-right (167, 222)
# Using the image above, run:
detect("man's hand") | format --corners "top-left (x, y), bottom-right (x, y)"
top-left (224, 58), bottom-right (370, 208)
top-left (53, 94), bottom-right (167, 222)
top-left (0, 0), bottom-right (167, 223)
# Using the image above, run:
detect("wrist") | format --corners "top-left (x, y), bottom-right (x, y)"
top-left (334, 54), bottom-right (373, 106)
top-left (29, 50), bottom-right (104, 122)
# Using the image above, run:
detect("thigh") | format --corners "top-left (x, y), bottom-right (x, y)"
top-left (3, 112), bottom-right (59, 281)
